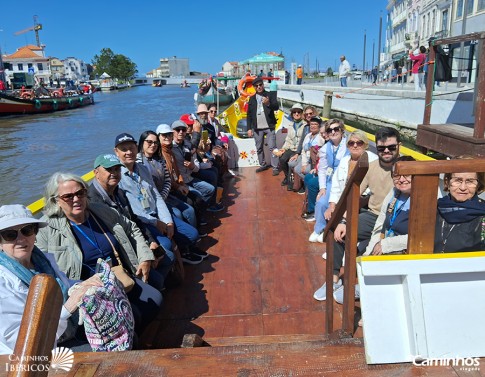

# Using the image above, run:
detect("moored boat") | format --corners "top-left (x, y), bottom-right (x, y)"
top-left (0, 91), bottom-right (94, 116)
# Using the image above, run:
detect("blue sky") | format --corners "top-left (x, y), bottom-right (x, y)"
top-left (1, 1), bottom-right (387, 75)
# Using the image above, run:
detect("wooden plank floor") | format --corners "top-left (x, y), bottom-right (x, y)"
top-left (141, 167), bottom-right (343, 349)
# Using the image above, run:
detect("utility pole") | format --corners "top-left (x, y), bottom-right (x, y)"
top-left (457, 0), bottom-right (468, 87)
top-left (377, 12), bottom-right (383, 72)
top-left (363, 29), bottom-right (367, 72)
top-left (372, 40), bottom-right (375, 70)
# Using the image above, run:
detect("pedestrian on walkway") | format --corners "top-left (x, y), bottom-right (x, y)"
top-left (338, 56), bottom-right (351, 87)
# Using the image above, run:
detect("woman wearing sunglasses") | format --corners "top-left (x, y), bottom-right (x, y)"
top-left (36, 172), bottom-right (163, 337)
top-left (0, 204), bottom-right (102, 354)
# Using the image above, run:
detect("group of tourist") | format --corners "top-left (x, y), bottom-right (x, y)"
top-left (253, 104), bottom-right (485, 312)
top-left (0, 103), bottom-right (235, 354)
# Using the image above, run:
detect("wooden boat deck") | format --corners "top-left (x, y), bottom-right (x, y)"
top-left (141, 167), bottom-right (341, 349)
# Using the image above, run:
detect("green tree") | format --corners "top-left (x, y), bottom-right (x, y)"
top-left (92, 48), bottom-right (138, 81)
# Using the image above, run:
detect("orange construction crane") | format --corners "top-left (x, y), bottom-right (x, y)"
top-left (14, 15), bottom-right (42, 47)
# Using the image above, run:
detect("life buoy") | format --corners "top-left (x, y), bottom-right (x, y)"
top-left (52, 100), bottom-right (58, 110)
top-left (237, 75), bottom-right (257, 98)
top-left (34, 100), bottom-right (41, 109)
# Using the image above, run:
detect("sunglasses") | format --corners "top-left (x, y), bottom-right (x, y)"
top-left (304, 112), bottom-right (314, 116)
top-left (174, 128), bottom-right (186, 133)
top-left (254, 83), bottom-right (264, 88)
top-left (292, 111), bottom-right (302, 114)
top-left (57, 188), bottom-right (88, 202)
top-left (145, 140), bottom-right (159, 146)
top-left (209, 110), bottom-right (217, 113)
top-left (0, 224), bottom-right (38, 242)
top-left (160, 133), bottom-right (173, 138)
top-left (376, 144), bottom-right (398, 152)
top-left (327, 126), bottom-right (340, 133)
top-left (347, 140), bottom-right (365, 147)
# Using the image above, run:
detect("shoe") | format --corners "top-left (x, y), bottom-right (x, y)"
top-left (198, 231), bottom-right (208, 238)
top-left (317, 233), bottom-right (324, 243)
top-left (228, 169), bottom-right (238, 176)
top-left (287, 185), bottom-right (293, 191)
top-left (272, 169), bottom-right (280, 176)
top-left (207, 203), bottom-right (224, 212)
top-left (313, 280), bottom-right (342, 301)
top-left (304, 214), bottom-right (315, 222)
top-left (322, 252), bottom-right (327, 259)
top-left (301, 212), bottom-right (314, 220)
top-left (333, 283), bottom-right (360, 304)
top-left (256, 165), bottom-right (270, 173)
top-left (190, 247), bottom-right (209, 260)
top-left (199, 218), bottom-right (208, 226)
top-left (181, 252), bottom-right (204, 265)
top-left (297, 187), bottom-right (305, 194)
top-left (281, 177), bottom-right (288, 186)
top-left (309, 231), bottom-right (320, 243)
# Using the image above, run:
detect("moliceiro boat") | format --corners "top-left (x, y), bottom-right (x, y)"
top-left (0, 91), bottom-right (94, 116)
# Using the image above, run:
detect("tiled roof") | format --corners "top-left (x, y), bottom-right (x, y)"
top-left (25, 44), bottom-right (43, 51)
top-left (6, 46), bottom-right (43, 59)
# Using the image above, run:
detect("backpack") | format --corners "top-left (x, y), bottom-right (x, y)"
top-left (76, 259), bottom-right (135, 352)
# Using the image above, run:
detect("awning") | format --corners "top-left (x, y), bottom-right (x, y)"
top-left (239, 53), bottom-right (284, 65)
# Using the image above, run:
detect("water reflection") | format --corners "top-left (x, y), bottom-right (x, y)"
top-left (0, 86), bottom-right (198, 205)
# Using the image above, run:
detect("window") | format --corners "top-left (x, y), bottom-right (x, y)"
top-left (28, 63), bottom-right (33, 69)
top-left (442, 9), bottom-right (449, 31)
top-left (466, 0), bottom-right (474, 15)
top-left (37, 63), bottom-right (43, 71)
top-left (18, 63), bottom-right (23, 71)
top-left (457, 0), bottom-right (463, 18)
top-left (478, 0), bottom-right (485, 10)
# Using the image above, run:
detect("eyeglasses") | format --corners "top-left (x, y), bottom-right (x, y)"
top-left (327, 126), bottom-right (340, 133)
top-left (160, 133), bottom-right (173, 138)
top-left (292, 111), bottom-right (302, 115)
top-left (0, 224), bottom-right (38, 242)
top-left (304, 112), bottom-right (314, 116)
top-left (209, 110), bottom-right (217, 113)
top-left (347, 140), bottom-right (365, 147)
top-left (254, 83), bottom-right (264, 88)
top-left (145, 140), bottom-right (159, 146)
top-left (449, 177), bottom-right (479, 188)
top-left (57, 188), bottom-right (88, 202)
top-left (173, 128), bottom-right (186, 133)
top-left (376, 144), bottom-right (398, 152)
top-left (392, 175), bottom-right (412, 182)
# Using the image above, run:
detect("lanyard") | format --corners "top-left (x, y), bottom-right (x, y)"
top-left (387, 196), bottom-right (409, 237)
top-left (70, 216), bottom-right (109, 259)
top-left (331, 142), bottom-right (341, 170)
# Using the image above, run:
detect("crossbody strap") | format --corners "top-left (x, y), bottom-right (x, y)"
top-left (89, 213), bottom-right (124, 268)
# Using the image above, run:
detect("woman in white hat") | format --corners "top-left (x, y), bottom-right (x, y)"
top-left (0, 204), bottom-right (102, 354)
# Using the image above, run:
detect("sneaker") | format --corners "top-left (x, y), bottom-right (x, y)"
top-left (317, 233), bottom-right (324, 243)
top-left (181, 252), bottom-right (203, 265)
top-left (313, 280), bottom-right (342, 301)
top-left (281, 177), bottom-right (288, 186)
top-left (190, 247), bottom-right (209, 260)
top-left (198, 231), bottom-right (208, 238)
top-left (297, 187), bottom-right (305, 194)
top-left (199, 218), bottom-right (208, 226)
top-left (256, 165), bottom-right (270, 173)
top-left (304, 214), bottom-right (315, 222)
top-left (308, 231), bottom-right (320, 243)
top-left (301, 212), bottom-right (314, 220)
top-left (272, 169), bottom-right (280, 176)
top-left (322, 252), bottom-right (327, 259)
top-left (333, 283), bottom-right (360, 304)
top-left (207, 202), bottom-right (224, 212)
top-left (287, 185), bottom-right (294, 191)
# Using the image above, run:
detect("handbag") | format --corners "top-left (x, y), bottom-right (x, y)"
top-left (91, 214), bottom-right (135, 293)
top-left (73, 258), bottom-right (135, 352)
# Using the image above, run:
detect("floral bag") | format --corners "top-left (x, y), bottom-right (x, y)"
top-left (74, 259), bottom-right (135, 352)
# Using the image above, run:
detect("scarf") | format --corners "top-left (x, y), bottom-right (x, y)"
top-left (0, 246), bottom-right (69, 302)
top-left (161, 143), bottom-right (184, 185)
top-left (437, 194), bottom-right (485, 224)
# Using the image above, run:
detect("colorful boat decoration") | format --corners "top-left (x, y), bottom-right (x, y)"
top-left (0, 91), bottom-right (94, 116)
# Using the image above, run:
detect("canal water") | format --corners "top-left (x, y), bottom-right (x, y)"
top-left (0, 85), bottom-right (199, 206)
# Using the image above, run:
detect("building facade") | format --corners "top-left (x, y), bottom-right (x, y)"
top-left (2, 45), bottom-right (51, 86)
top-left (63, 57), bottom-right (89, 82)
top-left (157, 57), bottom-right (190, 77)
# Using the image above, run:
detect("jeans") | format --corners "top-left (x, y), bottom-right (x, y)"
top-left (188, 177), bottom-right (215, 204)
top-left (294, 156), bottom-right (310, 179)
top-left (279, 150), bottom-right (297, 179)
top-left (304, 174), bottom-right (319, 213)
top-left (340, 77), bottom-right (348, 87)
top-left (314, 185), bottom-right (331, 234)
top-left (253, 128), bottom-right (278, 169)
top-left (193, 168), bottom-right (218, 205)
top-left (166, 194), bottom-right (197, 228)
top-left (146, 224), bottom-right (175, 287)
top-left (127, 277), bottom-right (163, 333)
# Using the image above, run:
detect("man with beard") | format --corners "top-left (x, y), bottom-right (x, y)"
top-left (313, 127), bottom-right (401, 302)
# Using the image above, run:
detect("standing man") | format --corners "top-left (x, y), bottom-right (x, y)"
top-left (371, 66), bottom-right (378, 85)
top-left (338, 56), bottom-right (351, 87)
top-left (247, 77), bottom-right (279, 174)
top-left (296, 65), bottom-right (303, 85)
top-left (267, 68), bottom-right (273, 83)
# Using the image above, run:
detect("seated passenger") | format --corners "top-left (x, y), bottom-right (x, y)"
top-left (434, 167), bottom-right (485, 253)
top-left (113, 133), bottom-right (205, 265)
top-left (0, 205), bottom-right (102, 354)
top-left (35, 173), bottom-right (162, 335)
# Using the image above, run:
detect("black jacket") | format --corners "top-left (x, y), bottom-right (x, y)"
top-left (247, 90), bottom-right (279, 131)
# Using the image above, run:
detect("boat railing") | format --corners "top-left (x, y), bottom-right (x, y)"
top-left (323, 156), bottom-right (485, 336)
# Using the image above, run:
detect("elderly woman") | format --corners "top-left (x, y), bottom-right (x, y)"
top-left (434, 169), bottom-right (485, 253)
top-left (36, 172), bottom-right (163, 334)
top-left (0, 204), bottom-right (102, 354)
top-left (304, 119), bottom-right (349, 223)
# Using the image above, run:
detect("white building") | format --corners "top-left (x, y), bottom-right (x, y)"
top-left (158, 56), bottom-right (189, 77)
top-left (63, 57), bottom-right (89, 82)
top-left (3, 45), bottom-right (51, 86)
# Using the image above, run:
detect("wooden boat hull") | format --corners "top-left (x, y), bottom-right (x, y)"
top-left (0, 92), bottom-right (94, 116)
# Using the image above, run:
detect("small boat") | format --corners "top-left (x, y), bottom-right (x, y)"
top-left (196, 77), bottom-right (235, 106)
top-left (0, 91), bottom-right (94, 116)
top-left (180, 80), bottom-right (191, 88)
